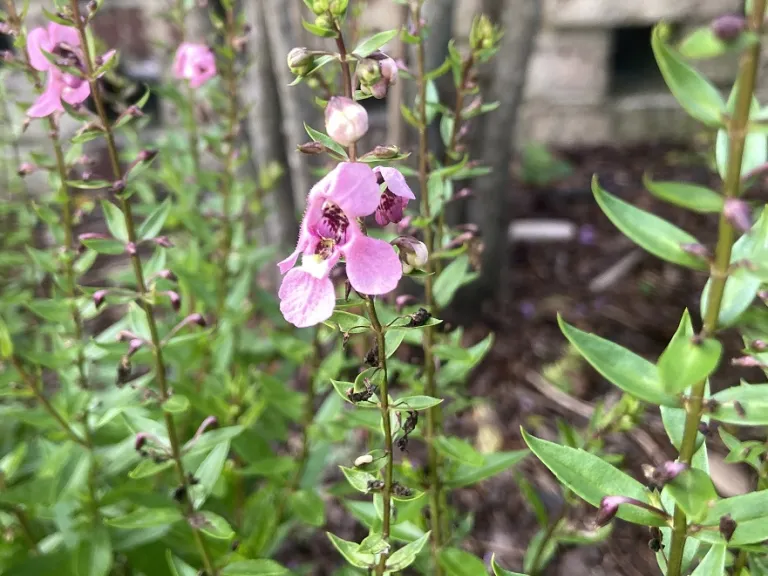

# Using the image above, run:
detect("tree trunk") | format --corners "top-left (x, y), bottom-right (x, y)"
top-left (423, 0), bottom-right (455, 160)
top-left (467, 0), bottom-right (539, 301)
top-left (245, 0), bottom-right (299, 282)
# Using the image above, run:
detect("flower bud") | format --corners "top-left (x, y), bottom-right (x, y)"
top-left (712, 14), bottom-right (746, 42)
top-left (325, 96), bottom-right (369, 147)
top-left (380, 56), bottom-right (399, 84)
top-left (93, 289), bottom-right (108, 309)
top-left (311, 0), bottom-right (329, 14)
top-left (724, 198), bottom-right (753, 233)
top-left (357, 58), bottom-right (382, 85)
top-left (157, 269), bottom-right (178, 282)
top-left (470, 14), bottom-right (497, 52)
top-left (135, 432), bottom-right (149, 451)
top-left (354, 454), bottom-right (374, 467)
top-left (314, 14), bottom-right (332, 29)
top-left (330, 0), bottom-right (348, 16)
top-left (297, 141), bottom-right (326, 155)
top-left (596, 496), bottom-right (628, 527)
top-left (392, 236), bottom-right (429, 273)
top-left (166, 291), bottom-right (181, 312)
top-left (372, 145), bottom-right (400, 159)
top-left (681, 243), bottom-right (711, 261)
top-left (137, 149), bottom-right (158, 163)
top-left (17, 162), bottom-right (36, 177)
top-left (154, 236), bottom-right (174, 248)
top-left (127, 338), bottom-right (143, 357)
top-left (189, 313), bottom-right (207, 327)
top-left (287, 47), bottom-right (315, 75)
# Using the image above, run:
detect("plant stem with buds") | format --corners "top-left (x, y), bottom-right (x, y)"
top-left (69, 2), bottom-right (214, 572)
top-left (333, 18), bottom-right (356, 161)
top-left (364, 297), bottom-right (393, 575)
top-left (666, 2), bottom-right (766, 574)
top-left (414, 3), bottom-right (444, 569)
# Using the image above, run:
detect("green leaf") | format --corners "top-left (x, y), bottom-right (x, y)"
top-left (352, 29), bottom-right (398, 57)
top-left (72, 526), bottom-right (112, 576)
top-left (289, 55), bottom-right (336, 86)
top-left (301, 18), bottom-right (338, 38)
top-left (327, 533), bottom-right (375, 568)
top-left (357, 532), bottom-right (389, 555)
top-left (193, 441), bottom-right (230, 508)
top-left (445, 450), bottom-right (528, 488)
top-left (427, 172), bottom-right (448, 223)
top-left (385, 328), bottom-right (406, 358)
top-left (392, 395), bottom-right (443, 411)
top-left (522, 429), bottom-right (665, 526)
top-left (593, 176), bottom-right (707, 270)
top-left (138, 198), bottom-right (171, 240)
top-left (434, 254), bottom-right (470, 308)
top-left (198, 511), bottom-right (235, 540)
top-left (100, 200), bottom-right (129, 242)
top-left (108, 507), bottom-right (183, 529)
top-left (400, 104), bottom-right (423, 129)
top-left (80, 237), bottom-right (125, 255)
top-left (439, 547), bottom-right (488, 576)
top-left (710, 384), bottom-right (768, 425)
top-left (221, 560), bottom-right (289, 575)
top-left (162, 394), bottom-right (190, 413)
top-left (340, 465), bottom-right (376, 492)
top-left (26, 299), bottom-right (73, 323)
top-left (698, 490), bottom-right (768, 545)
top-left (559, 315), bottom-right (678, 407)
top-left (304, 122), bottom-right (348, 159)
top-left (289, 489), bottom-right (325, 527)
top-left (643, 174), bottom-right (723, 213)
top-left (324, 310), bottom-right (371, 332)
top-left (491, 554), bottom-right (527, 576)
top-left (433, 435), bottom-right (484, 466)
top-left (679, 25), bottom-right (747, 59)
top-left (128, 458), bottom-right (174, 479)
top-left (651, 23), bottom-right (726, 126)
top-left (385, 532), bottom-right (431, 571)
top-left (691, 544), bottom-right (726, 576)
top-left (658, 309), bottom-right (722, 394)
top-left (67, 179), bottom-right (110, 190)
top-left (666, 468), bottom-right (718, 521)
top-left (167, 552), bottom-right (197, 576)
top-left (0, 316), bottom-right (12, 359)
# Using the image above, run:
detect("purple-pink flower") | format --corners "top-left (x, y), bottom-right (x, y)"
top-left (278, 162), bottom-right (413, 327)
top-left (374, 167), bottom-right (415, 226)
top-left (173, 42), bottom-right (217, 88)
top-left (26, 23), bottom-right (90, 118)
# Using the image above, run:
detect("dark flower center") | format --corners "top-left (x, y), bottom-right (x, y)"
top-left (314, 201), bottom-right (349, 257)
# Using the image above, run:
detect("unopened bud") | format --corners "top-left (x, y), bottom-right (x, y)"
top-left (712, 14), bottom-right (747, 42)
top-left (117, 356), bottom-right (132, 385)
top-left (379, 56), bottom-right (398, 84)
top-left (78, 232), bottom-right (108, 245)
top-left (596, 496), bottom-right (627, 527)
top-left (354, 454), bottom-right (374, 467)
top-left (111, 179), bottom-right (126, 194)
top-left (154, 236), bottom-right (174, 248)
top-left (392, 236), bottom-right (429, 273)
top-left (719, 514), bottom-right (737, 541)
top-left (372, 145), bottom-right (400, 159)
top-left (314, 14), bottom-right (332, 29)
top-left (157, 269), bottom-right (177, 281)
top-left (297, 141), bottom-right (326, 155)
top-left (135, 432), bottom-right (149, 451)
top-left (193, 416), bottom-right (218, 441)
top-left (17, 162), bottom-right (36, 177)
top-left (470, 14), bottom-right (497, 52)
top-left (127, 338), bottom-right (143, 356)
top-left (357, 58), bottom-right (382, 85)
top-left (167, 291), bottom-right (181, 312)
top-left (724, 198), bottom-right (753, 234)
top-left (325, 96), bottom-right (369, 147)
top-left (287, 47), bottom-right (315, 75)
top-left (752, 340), bottom-right (768, 351)
top-left (125, 242), bottom-right (137, 256)
top-left (189, 313), bottom-right (207, 327)
top-left (93, 289), bottom-right (108, 309)
top-left (87, 0), bottom-right (97, 13)
top-left (732, 356), bottom-right (764, 367)
top-left (681, 243), bottom-right (711, 261)
top-left (311, 0), bottom-right (329, 14)
top-left (330, 0), bottom-right (347, 16)
top-left (137, 149), bottom-right (158, 163)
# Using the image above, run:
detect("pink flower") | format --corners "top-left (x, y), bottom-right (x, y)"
top-left (26, 22), bottom-right (90, 117)
top-left (374, 167), bottom-right (415, 226)
top-left (278, 162), bottom-right (402, 327)
top-left (173, 42), bottom-right (216, 88)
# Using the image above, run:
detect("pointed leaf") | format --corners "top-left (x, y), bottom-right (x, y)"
top-left (445, 450), bottom-right (528, 489)
top-left (492, 554), bottom-right (527, 576)
top-left (433, 435), bottom-right (484, 466)
top-left (643, 174), bottom-right (723, 213)
top-left (138, 198), bottom-right (172, 240)
top-left (108, 507), bottom-right (183, 529)
top-left (193, 440), bottom-right (230, 508)
top-left (710, 384), bottom-right (768, 425)
top-left (352, 29), bottom-right (399, 57)
top-left (221, 560), bottom-right (289, 575)
top-left (439, 548), bottom-right (488, 576)
top-left (100, 200), bottom-right (129, 242)
top-left (385, 532), bottom-right (431, 571)
top-left (691, 544), bottom-right (726, 576)
top-left (327, 533), bottom-right (375, 568)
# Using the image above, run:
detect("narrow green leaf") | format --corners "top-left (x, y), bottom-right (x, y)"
top-left (72, 526), bottom-right (112, 576)
top-left (491, 554), bottom-right (527, 576)
top-left (108, 508), bottom-right (183, 529)
top-left (651, 23), bottom-right (726, 126)
top-left (434, 254), bottom-right (470, 308)
top-left (658, 309), bottom-right (722, 394)
top-left (327, 533), bottom-right (375, 568)
top-left (643, 174), bottom-right (723, 213)
top-left (691, 544), bottom-right (726, 576)
top-left (80, 237), bottom-right (125, 255)
top-left (66, 179), bottom-right (110, 190)
top-left (710, 383), bottom-right (768, 425)
top-left (304, 122), bottom-right (348, 158)
top-left (385, 532), bottom-right (431, 571)
top-left (439, 548), bottom-right (488, 576)
top-left (301, 18), bottom-right (338, 38)
top-left (100, 200), bottom-right (129, 242)
top-left (220, 560), bottom-right (289, 575)
top-left (522, 429), bottom-right (665, 526)
top-left (352, 29), bottom-right (399, 57)
top-left (445, 450), bottom-right (528, 489)
top-left (392, 395), bottom-right (443, 411)
top-left (198, 511), bottom-right (235, 540)
top-left (193, 441), bottom-right (230, 508)
top-left (559, 315), bottom-right (678, 407)
top-left (357, 532), bottom-right (388, 555)
top-left (138, 198), bottom-right (171, 240)
top-left (666, 468), bottom-right (718, 522)
top-left (433, 435), bottom-right (484, 466)
top-left (698, 490), bottom-right (768, 545)
top-left (166, 551), bottom-right (197, 576)
top-left (340, 465), bottom-right (376, 493)
top-left (593, 176), bottom-right (707, 270)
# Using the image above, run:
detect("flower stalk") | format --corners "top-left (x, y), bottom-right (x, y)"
top-left (665, 1), bottom-right (767, 574)
top-left (68, 1), bottom-right (214, 572)
top-left (413, 2), bottom-right (444, 569)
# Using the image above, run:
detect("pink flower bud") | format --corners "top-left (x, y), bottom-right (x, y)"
top-left (189, 313), bottom-right (207, 327)
top-left (724, 198), bottom-right (753, 233)
top-left (396, 294), bottom-right (417, 313)
top-left (93, 289), bottom-right (108, 309)
top-left (392, 236), bottom-right (429, 273)
top-left (17, 162), bottom-right (36, 177)
top-left (681, 243), bottom-right (711, 260)
top-left (127, 338), bottom-right (143, 356)
top-left (372, 145), bottom-right (400, 159)
top-left (167, 291), bottom-right (181, 312)
top-left (380, 56), bottom-right (399, 84)
top-left (157, 269), bottom-right (177, 281)
top-left (154, 236), bottom-right (174, 248)
top-left (712, 14), bottom-right (746, 42)
top-left (324, 96), bottom-right (369, 147)
top-left (137, 149), bottom-right (158, 163)
top-left (135, 432), bottom-right (149, 451)
top-left (297, 141), bottom-right (326, 155)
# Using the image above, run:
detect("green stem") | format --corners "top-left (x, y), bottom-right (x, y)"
top-left (364, 297), bottom-right (393, 576)
top-left (333, 18), bottom-right (356, 161)
top-left (216, 4), bottom-right (239, 317)
top-left (414, 4), bottom-right (444, 570)
top-left (666, 4), bottom-right (766, 575)
top-left (11, 356), bottom-right (86, 447)
top-left (68, 3), bottom-right (214, 572)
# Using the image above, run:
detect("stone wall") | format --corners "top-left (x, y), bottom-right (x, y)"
top-left (1, 0), bottom-right (752, 154)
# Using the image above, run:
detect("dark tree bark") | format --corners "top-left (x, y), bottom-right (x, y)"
top-left (245, 0), bottom-right (299, 258)
top-left (423, 0), bottom-right (455, 160)
top-left (467, 0), bottom-right (540, 301)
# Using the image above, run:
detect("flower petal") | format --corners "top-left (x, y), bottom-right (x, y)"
top-left (26, 27), bottom-right (52, 71)
top-left (325, 162), bottom-right (380, 217)
top-left (279, 268), bottom-right (337, 327)
top-left (375, 167), bottom-right (415, 200)
top-left (48, 22), bottom-right (80, 48)
top-left (27, 76), bottom-right (62, 117)
top-left (62, 78), bottom-right (90, 105)
top-left (345, 235), bottom-right (402, 295)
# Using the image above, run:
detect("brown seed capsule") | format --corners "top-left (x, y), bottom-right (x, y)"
top-left (719, 514), bottom-right (737, 542)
